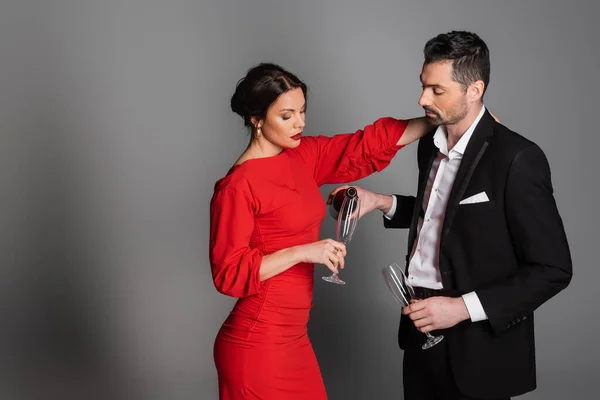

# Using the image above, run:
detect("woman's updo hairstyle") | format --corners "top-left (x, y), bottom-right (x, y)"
top-left (230, 63), bottom-right (307, 128)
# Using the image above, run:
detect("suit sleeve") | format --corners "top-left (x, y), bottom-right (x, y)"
top-left (477, 145), bottom-right (572, 335)
top-left (209, 186), bottom-right (264, 298)
top-left (291, 117), bottom-right (409, 186)
top-left (383, 195), bottom-right (416, 229)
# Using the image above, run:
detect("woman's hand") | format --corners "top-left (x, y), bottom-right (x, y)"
top-left (489, 110), bottom-right (500, 123)
top-left (295, 239), bottom-right (346, 274)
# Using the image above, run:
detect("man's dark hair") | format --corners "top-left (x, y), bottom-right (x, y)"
top-left (424, 31), bottom-right (490, 94)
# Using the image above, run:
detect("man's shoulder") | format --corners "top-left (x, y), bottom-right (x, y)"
top-left (491, 122), bottom-right (540, 156)
top-left (417, 129), bottom-right (437, 152)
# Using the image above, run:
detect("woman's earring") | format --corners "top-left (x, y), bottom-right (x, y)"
top-left (256, 128), bottom-right (262, 137)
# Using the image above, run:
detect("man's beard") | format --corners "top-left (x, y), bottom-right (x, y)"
top-left (424, 98), bottom-right (468, 126)
top-left (424, 108), bottom-right (444, 126)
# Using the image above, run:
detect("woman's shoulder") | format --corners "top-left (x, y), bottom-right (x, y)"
top-left (212, 165), bottom-right (254, 197)
top-left (285, 134), bottom-right (322, 163)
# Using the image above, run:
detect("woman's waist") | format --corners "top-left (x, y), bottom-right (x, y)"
top-left (231, 286), bottom-right (314, 321)
top-left (223, 308), bottom-right (311, 333)
top-left (218, 305), bottom-right (311, 348)
top-left (215, 323), bottom-right (311, 349)
top-left (225, 273), bottom-right (314, 323)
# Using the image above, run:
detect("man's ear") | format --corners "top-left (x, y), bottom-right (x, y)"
top-left (468, 80), bottom-right (485, 103)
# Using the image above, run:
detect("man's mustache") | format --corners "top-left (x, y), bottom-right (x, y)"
top-left (423, 107), bottom-right (440, 117)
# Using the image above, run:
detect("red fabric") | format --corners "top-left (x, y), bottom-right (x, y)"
top-left (209, 118), bottom-right (408, 399)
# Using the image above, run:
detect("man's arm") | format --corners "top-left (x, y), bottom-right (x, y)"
top-left (476, 144), bottom-right (572, 335)
top-left (327, 186), bottom-right (415, 225)
top-left (382, 195), bottom-right (416, 229)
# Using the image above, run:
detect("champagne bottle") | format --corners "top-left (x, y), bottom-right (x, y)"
top-left (329, 187), bottom-right (358, 220)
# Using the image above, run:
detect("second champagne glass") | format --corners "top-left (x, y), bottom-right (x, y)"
top-left (381, 263), bottom-right (444, 349)
top-left (322, 187), bottom-right (361, 285)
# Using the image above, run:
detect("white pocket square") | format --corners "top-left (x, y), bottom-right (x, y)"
top-left (459, 191), bottom-right (490, 205)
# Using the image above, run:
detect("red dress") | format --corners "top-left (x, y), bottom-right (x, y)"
top-left (209, 118), bottom-right (409, 399)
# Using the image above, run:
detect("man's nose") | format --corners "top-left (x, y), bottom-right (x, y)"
top-left (418, 92), bottom-right (430, 108)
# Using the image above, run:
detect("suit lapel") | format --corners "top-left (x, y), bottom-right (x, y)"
top-left (407, 132), bottom-right (437, 256)
top-left (441, 110), bottom-right (495, 241)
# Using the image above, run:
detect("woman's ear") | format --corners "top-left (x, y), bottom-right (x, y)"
top-left (250, 117), bottom-right (263, 129)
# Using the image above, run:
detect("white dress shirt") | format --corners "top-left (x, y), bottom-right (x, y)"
top-left (385, 105), bottom-right (488, 322)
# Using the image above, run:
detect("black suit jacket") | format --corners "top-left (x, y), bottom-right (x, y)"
top-left (383, 110), bottom-right (572, 399)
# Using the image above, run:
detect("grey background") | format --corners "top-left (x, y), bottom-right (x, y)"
top-left (2, 0), bottom-right (598, 399)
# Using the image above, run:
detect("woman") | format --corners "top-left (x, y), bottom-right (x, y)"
top-left (209, 63), bottom-right (431, 399)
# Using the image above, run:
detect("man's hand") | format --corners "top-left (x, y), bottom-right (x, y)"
top-left (402, 296), bottom-right (470, 333)
top-left (327, 185), bottom-right (393, 219)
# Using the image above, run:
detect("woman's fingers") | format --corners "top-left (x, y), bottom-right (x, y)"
top-left (323, 258), bottom-right (339, 274)
top-left (337, 254), bottom-right (345, 269)
top-left (321, 239), bottom-right (346, 272)
top-left (329, 249), bottom-right (345, 270)
top-left (328, 240), bottom-right (346, 256)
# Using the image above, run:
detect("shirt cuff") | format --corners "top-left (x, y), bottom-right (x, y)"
top-left (384, 195), bottom-right (397, 220)
top-left (462, 291), bottom-right (488, 322)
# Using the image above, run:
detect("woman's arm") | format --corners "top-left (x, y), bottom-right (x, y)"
top-left (259, 239), bottom-right (347, 281)
top-left (210, 186), bottom-right (346, 297)
top-left (290, 117), bottom-right (424, 186)
top-left (397, 117), bottom-right (432, 146)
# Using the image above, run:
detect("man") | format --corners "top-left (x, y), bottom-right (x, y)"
top-left (330, 31), bottom-right (572, 399)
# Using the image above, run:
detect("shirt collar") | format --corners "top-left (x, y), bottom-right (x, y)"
top-left (433, 105), bottom-right (486, 159)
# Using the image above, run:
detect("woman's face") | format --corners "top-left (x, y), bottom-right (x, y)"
top-left (255, 87), bottom-right (306, 149)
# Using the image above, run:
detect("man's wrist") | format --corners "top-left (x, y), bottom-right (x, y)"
top-left (454, 296), bottom-right (471, 323)
top-left (376, 194), bottom-right (394, 214)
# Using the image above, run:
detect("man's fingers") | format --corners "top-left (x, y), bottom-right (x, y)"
top-left (408, 309), bottom-right (429, 322)
top-left (417, 324), bottom-right (434, 333)
top-left (413, 318), bottom-right (432, 329)
top-left (405, 300), bottom-right (428, 313)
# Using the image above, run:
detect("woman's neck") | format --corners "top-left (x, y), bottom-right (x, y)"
top-left (235, 137), bottom-right (283, 165)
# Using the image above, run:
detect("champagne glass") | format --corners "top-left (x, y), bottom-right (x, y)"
top-left (322, 187), bottom-right (361, 285)
top-left (381, 263), bottom-right (444, 349)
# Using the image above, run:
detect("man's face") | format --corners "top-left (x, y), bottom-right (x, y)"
top-left (418, 61), bottom-right (469, 126)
